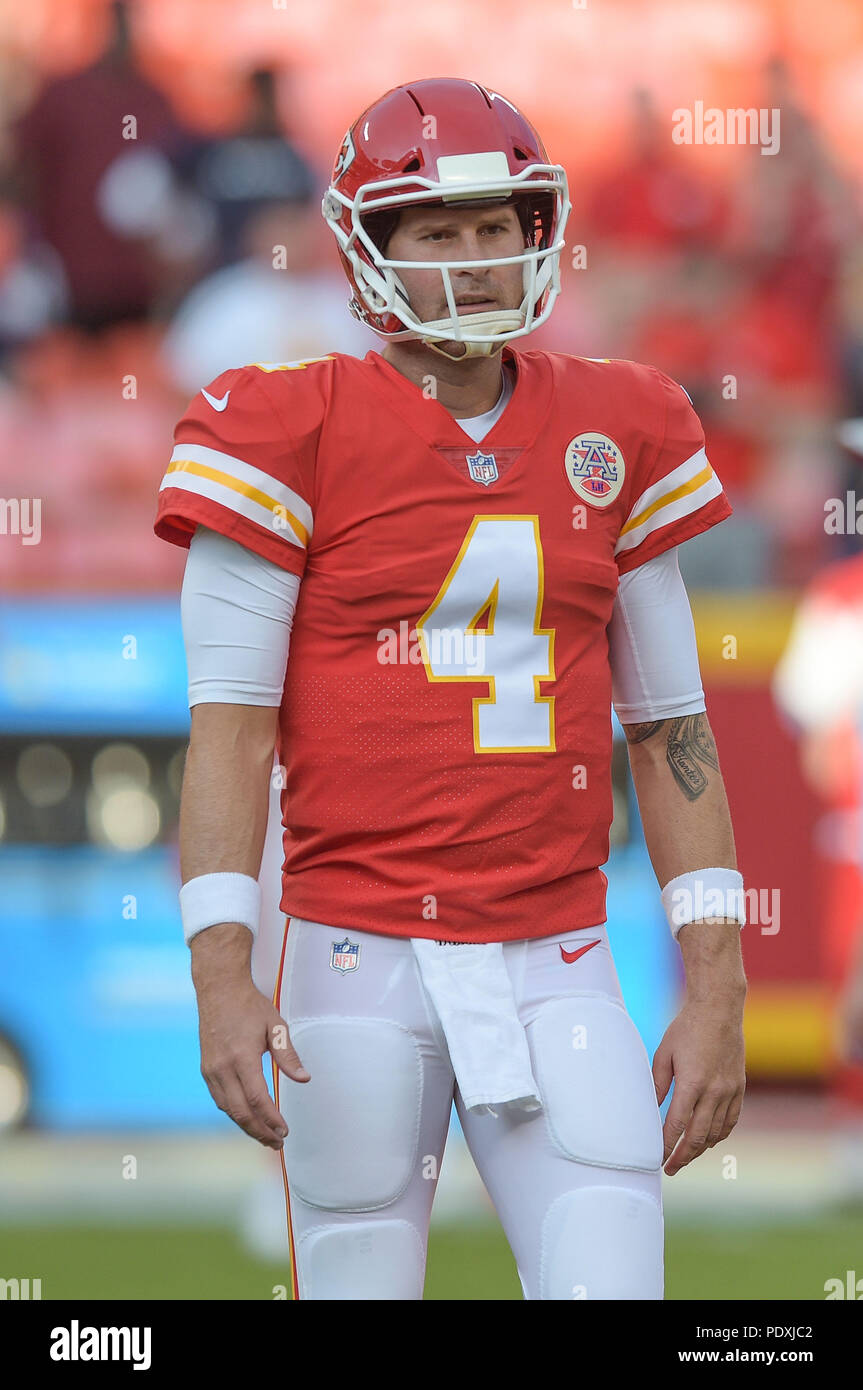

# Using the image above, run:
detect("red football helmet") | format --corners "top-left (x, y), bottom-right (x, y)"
top-left (322, 78), bottom-right (570, 357)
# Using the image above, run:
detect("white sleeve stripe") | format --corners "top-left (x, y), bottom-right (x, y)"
top-left (166, 443), bottom-right (313, 537)
top-left (621, 447), bottom-right (710, 528)
top-left (160, 468), bottom-right (306, 551)
top-left (614, 470), bottom-right (722, 556)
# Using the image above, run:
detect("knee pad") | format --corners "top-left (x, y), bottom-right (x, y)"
top-left (541, 1186), bottom-right (664, 1300)
top-left (530, 993), bottom-right (663, 1171)
top-left (281, 1017), bottom-right (422, 1209)
top-left (296, 1219), bottom-right (425, 1300)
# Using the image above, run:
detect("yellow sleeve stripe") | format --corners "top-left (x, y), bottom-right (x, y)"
top-left (619, 463), bottom-right (714, 538)
top-left (166, 458), bottom-right (309, 548)
top-left (161, 443), bottom-right (313, 551)
top-left (248, 356), bottom-right (334, 372)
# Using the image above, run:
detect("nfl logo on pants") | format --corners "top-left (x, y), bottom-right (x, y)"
top-left (330, 938), bottom-right (360, 973)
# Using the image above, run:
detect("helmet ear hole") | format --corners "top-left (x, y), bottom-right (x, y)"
top-left (515, 192), bottom-right (555, 249)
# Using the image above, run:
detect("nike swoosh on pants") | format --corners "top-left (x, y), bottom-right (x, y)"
top-left (558, 939), bottom-right (601, 964)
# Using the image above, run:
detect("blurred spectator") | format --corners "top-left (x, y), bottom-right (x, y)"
top-left (588, 88), bottom-right (726, 252)
top-left (173, 67), bottom-right (318, 272)
top-left (0, 198), bottom-right (68, 360)
top-left (724, 58), bottom-right (853, 350)
top-left (10, 1), bottom-right (191, 331)
top-left (161, 199), bottom-right (373, 394)
top-left (834, 254), bottom-right (863, 558)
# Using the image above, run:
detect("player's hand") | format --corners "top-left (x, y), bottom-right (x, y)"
top-left (652, 996), bottom-right (745, 1176)
top-left (191, 925), bottom-right (310, 1150)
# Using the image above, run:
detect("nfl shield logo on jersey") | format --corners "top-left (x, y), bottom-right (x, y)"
top-left (466, 450), bottom-right (499, 486)
top-left (330, 937), bottom-right (360, 973)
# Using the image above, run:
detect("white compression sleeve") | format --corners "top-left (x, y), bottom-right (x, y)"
top-left (180, 526), bottom-right (300, 707)
top-left (609, 548), bottom-right (706, 723)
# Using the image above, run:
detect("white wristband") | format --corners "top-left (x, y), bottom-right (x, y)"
top-left (661, 867), bottom-right (746, 940)
top-left (179, 872), bottom-right (262, 946)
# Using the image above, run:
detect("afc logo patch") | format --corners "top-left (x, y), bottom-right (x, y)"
top-left (564, 432), bottom-right (625, 508)
top-left (330, 937), bottom-right (361, 973)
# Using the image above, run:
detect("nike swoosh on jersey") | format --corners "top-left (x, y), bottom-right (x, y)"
top-left (559, 939), bottom-right (601, 964)
top-left (201, 388), bottom-right (231, 412)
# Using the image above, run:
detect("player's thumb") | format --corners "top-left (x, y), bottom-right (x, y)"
top-left (268, 1011), bottom-right (311, 1082)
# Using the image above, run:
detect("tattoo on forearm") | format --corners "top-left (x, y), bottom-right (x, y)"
top-left (622, 721), bottom-right (664, 744)
top-left (624, 713), bottom-right (719, 800)
top-left (666, 714), bottom-right (718, 800)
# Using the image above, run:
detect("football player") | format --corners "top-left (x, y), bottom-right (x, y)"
top-left (155, 78), bottom-right (746, 1300)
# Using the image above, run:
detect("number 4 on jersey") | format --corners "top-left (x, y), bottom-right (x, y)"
top-left (416, 515), bottom-right (556, 754)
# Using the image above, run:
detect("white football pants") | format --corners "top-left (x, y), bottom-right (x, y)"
top-left (271, 917), bottom-right (664, 1300)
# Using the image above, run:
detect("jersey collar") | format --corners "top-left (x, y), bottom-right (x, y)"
top-left (362, 345), bottom-right (552, 461)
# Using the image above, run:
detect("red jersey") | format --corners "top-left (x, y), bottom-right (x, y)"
top-left (155, 348), bottom-right (731, 942)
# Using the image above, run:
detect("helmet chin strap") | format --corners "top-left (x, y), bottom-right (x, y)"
top-left (419, 308), bottom-right (525, 359)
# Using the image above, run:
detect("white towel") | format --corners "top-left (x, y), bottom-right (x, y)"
top-left (411, 937), bottom-right (542, 1116)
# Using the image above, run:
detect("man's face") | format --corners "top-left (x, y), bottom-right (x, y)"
top-left (382, 202), bottom-right (526, 352)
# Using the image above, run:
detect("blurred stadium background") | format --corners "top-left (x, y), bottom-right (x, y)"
top-left (1, 0), bottom-right (863, 1300)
